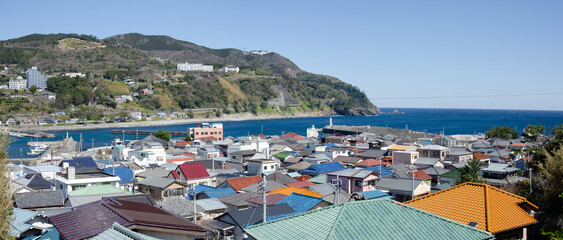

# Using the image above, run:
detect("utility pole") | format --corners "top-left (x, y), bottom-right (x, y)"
top-left (529, 167), bottom-right (533, 194)
top-left (262, 174), bottom-right (267, 224)
top-left (20, 148), bottom-right (23, 165)
top-left (193, 187), bottom-right (197, 223)
top-left (411, 167), bottom-right (415, 200)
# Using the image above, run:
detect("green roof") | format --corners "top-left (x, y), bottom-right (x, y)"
top-left (68, 185), bottom-right (132, 196)
top-left (440, 169), bottom-right (460, 178)
top-left (245, 199), bottom-right (493, 240)
top-left (274, 152), bottom-right (290, 159)
top-left (307, 174), bottom-right (327, 184)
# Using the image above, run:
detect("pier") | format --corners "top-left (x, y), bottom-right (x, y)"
top-left (9, 130), bottom-right (55, 138)
top-left (110, 129), bottom-right (190, 137)
top-left (321, 125), bottom-right (433, 139)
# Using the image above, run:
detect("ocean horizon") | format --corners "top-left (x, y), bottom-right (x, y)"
top-left (7, 107), bottom-right (563, 159)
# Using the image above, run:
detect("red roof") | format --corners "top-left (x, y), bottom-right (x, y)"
top-left (356, 158), bottom-right (390, 167)
top-left (182, 152), bottom-right (196, 156)
top-left (198, 136), bottom-right (218, 142)
top-left (409, 170), bottom-right (433, 180)
top-left (226, 176), bottom-right (263, 192)
top-left (167, 156), bottom-right (193, 163)
top-left (286, 180), bottom-right (316, 188)
top-left (473, 153), bottom-right (491, 160)
top-left (175, 141), bottom-right (189, 146)
top-left (294, 175), bottom-right (312, 181)
top-left (177, 162), bottom-right (210, 180)
top-left (245, 193), bottom-right (287, 206)
top-left (510, 143), bottom-right (527, 147)
top-left (281, 132), bottom-right (304, 140)
top-left (170, 170), bottom-right (180, 180)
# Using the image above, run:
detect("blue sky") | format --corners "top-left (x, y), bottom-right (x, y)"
top-left (2, 1), bottom-right (562, 110)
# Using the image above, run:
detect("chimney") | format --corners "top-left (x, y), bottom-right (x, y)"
top-left (67, 166), bottom-right (75, 180)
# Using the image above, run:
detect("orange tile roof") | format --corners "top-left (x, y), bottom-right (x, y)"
top-left (226, 176), bottom-right (263, 192)
top-left (405, 182), bottom-right (538, 234)
top-left (294, 175), bottom-right (312, 181)
top-left (166, 157), bottom-right (193, 162)
top-left (281, 132), bottom-right (304, 140)
top-left (269, 186), bottom-right (323, 198)
top-left (473, 153), bottom-right (491, 160)
top-left (387, 145), bottom-right (408, 151)
top-left (286, 180), bottom-right (316, 188)
top-left (409, 170), bottom-right (433, 180)
top-left (510, 143), bottom-right (527, 147)
top-left (356, 158), bottom-right (390, 167)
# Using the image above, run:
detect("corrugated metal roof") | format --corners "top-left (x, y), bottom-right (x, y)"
top-left (91, 222), bottom-right (161, 240)
top-left (245, 199), bottom-right (493, 240)
top-left (194, 198), bottom-right (228, 212)
top-left (227, 176), bottom-right (262, 192)
top-left (138, 176), bottom-right (178, 189)
top-left (300, 162), bottom-right (346, 176)
top-left (274, 193), bottom-right (323, 214)
top-left (406, 182), bottom-right (538, 234)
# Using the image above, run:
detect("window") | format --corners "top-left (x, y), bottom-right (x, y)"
top-left (263, 166), bottom-right (268, 170)
top-left (271, 165), bottom-right (275, 169)
top-left (355, 180), bottom-right (362, 187)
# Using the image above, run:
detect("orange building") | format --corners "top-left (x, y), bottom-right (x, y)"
top-left (190, 123), bottom-right (223, 141)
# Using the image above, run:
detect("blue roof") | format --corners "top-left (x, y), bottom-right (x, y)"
top-left (63, 156), bottom-right (98, 168)
top-left (361, 190), bottom-right (392, 200)
top-left (363, 166), bottom-right (394, 177)
top-left (103, 167), bottom-right (134, 183)
top-left (187, 185), bottom-right (237, 200)
top-left (274, 192), bottom-right (323, 214)
top-left (300, 162), bottom-right (346, 176)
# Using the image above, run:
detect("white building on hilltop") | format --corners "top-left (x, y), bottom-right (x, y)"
top-left (177, 62), bottom-right (214, 72)
top-left (220, 65), bottom-right (239, 73)
top-left (9, 76), bottom-right (27, 90)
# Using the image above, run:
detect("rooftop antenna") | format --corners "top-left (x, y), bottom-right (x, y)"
top-left (331, 175), bottom-right (342, 204)
top-left (262, 174), bottom-right (267, 223)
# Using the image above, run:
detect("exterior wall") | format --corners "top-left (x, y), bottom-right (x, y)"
top-left (191, 127), bottom-right (223, 141)
top-left (128, 147), bottom-right (166, 166)
top-left (326, 174), bottom-right (378, 194)
top-left (26, 67), bottom-right (47, 89)
top-left (9, 77), bottom-right (27, 90)
top-left (392, 151), bottom-right (419, 165)
top-left (177, 62), bottom-right (213, 72)
top-left (417, 149), bottom-right (450, 161)
top-left (137, 229), bottom-right (196, 240)
top-left (247, 161), bottom-right (277, 175)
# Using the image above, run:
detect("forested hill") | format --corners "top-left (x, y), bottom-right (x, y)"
top-left (0, 33), bottom-right (378, 115)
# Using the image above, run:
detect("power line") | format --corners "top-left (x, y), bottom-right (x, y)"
top-left (370, 92), bottom-right (563, 100)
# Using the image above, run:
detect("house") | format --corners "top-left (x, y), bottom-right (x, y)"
top-left (374, 178), bottom-right (431, 202)
top-left (221, 175), bottom-right (263, 192)
top-left (92, 222), bottom-right (160, 240)
top-left (269, 186), bottom-right (323, 197)
top-left (446, 147), bottom-right (474, 164)
top-left (439, 168), bottom-right (460, 185)
top-left (362, 165), bottom-right (394, 177)
top-left (128, 141), bottom-right (167, 166)
top-left (157, 196), bottom-right (204, 221)
top-left (54, 165), bottom-right (121, 198)
top-left (246, 159), bottom-right (278, 175)
top-left (245, 193), bottom-right (287, 207)
top-left (266, 171), bottom-right (298, 185)
top-left (11, 208), bottom-right (57, 239)
top-left (49, 198), bottom-right (207, 240)
top-left (245, 198), bottom-right (493, 240)
top-left (474, 152), bottom-right (492, 165)
top-left (13, 173), bottom-right (53, 191)
top-left (303, 153), bottom-right (332, 165)
top-left (481, 163), bottom-right (520, 184)
top-left (217, 191), bottom-right (261, 211)
top-left (192, 198), bottom-right (229, 218)
top-left (273, 192), bottom-right (329, 215)
top-left (300, 161), bottom-right (347, 176)
top-left (187, 185), bottom-right (237, 200)
top-left (323, 146), bottom-right (350, 160)
top-left (65, 185), bottom-right (132, 207)
top-left (334, 156), bottom-right (362, 167)
top-left (392, 151), bottom-right (419, 165)
top-left (13, 191), bottom-right (65, 210)
top-left (326, 169), bottom-right (380, 194)
top-left (168, 162), bottom-right (212, 188)
top-left (210, 204), bottom-right (294, 240)
top-left (137, 177), bottom-right (187, 201)
top-left (417, 145), bottom-right (450, 161)
top-left (177, 62), bottom-right (214, 72)
top-left (406, 182), bottom-right (538, 240)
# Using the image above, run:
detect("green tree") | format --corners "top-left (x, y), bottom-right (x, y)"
top-left (522, 124), bottom-right (545, 143)
top-left (535, 147), bottom-right (563, 231)
top-left (187, 109), bottom-right (194, 119)
top-left (455, 158), bottom-right (485, 185)
top-left (547, 125), bottom-right (563, 152)
top-left (215, 109), bottom-right (222, 118)
top-left (0, 134), bottom-right (15, 239)
top-left (28, 85), bottom-right (37, 93)
top-left (185, 135), bottom-right (192, 141)
top-left (154, 130), bottom-right (170, 141)
top-left (486, 126), bottom-right (518, 140)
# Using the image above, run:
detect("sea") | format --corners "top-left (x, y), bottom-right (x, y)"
top-left (7, 108), bottom-right (563, 159)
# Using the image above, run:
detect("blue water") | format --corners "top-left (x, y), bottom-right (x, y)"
top-left (7, 108), bottom-right (563, 159)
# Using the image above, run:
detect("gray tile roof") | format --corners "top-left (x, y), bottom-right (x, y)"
top-left (326, 169), bottom-right (374, 178)
top-left (241, 181), bottom-right (285, 193)
top-left (218, 192), bottom-right (260, 207)
top-left (91, 222), bottom-right (161, 240)
top-left (414, 157), bottom-right (440, 166)
top-left (136, 168), bottom-right (170, 178)
top-left (157, 196), bottom-right (204, 218)
top-left (375, 178), bottom-right (425, 192)
top-left (308, 183), bottom-right (338, 196)
top-left (138, 176), bottom-right (179, 189)
top-left (14, 191), bottom-right (65, 209)
top-left (322, 190), bottom-right (351, 204)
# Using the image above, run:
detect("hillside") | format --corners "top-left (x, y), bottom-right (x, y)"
top-left (0, 33), bottom-right (378, 117)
